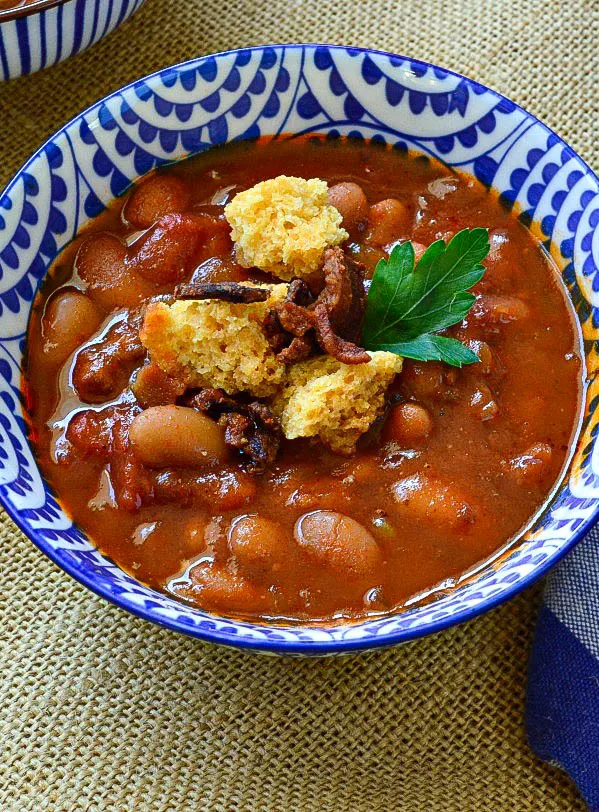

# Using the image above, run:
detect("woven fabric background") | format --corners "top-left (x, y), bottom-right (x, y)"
top-left (1, 0), bottom-right (597, 809)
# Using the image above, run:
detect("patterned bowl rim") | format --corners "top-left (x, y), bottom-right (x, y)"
top-left (0, 0), bottom-right (70, 23)
top-left (6, 43), bottom-right (599, 654)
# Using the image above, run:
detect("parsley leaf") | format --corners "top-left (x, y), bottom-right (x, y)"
top-left (362, 228), bottom-right (490, 367)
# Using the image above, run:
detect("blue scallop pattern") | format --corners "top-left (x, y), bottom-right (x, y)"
top-left (0, 45), bottom-right (598, 655)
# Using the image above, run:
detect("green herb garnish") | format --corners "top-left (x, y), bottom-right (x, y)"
top-left (362, 228), bottom-right (490, 367)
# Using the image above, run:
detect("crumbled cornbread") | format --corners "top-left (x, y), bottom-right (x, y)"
top-left (140, 285), bottom-right (288, 398)
top-left (224, 176), bottom-right (348, 281)
top-left (272, 351), bottom-right (402, 454)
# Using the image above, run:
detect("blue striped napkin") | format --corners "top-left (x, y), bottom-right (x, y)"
top-left (527, 524), bottom-right (599, 809)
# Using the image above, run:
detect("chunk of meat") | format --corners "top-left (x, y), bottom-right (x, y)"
top-left (174, 281), bottom-right (270, 303)
top-left (313, 303), bottom-right (371, 365)
top-left (187, 388), bottom-right (281, 474)
top-left (128, 213), bottom-right (209, 285)
top-left (109, 411), bottom-right (154, 511)
top-left (276, 335), bottom-right (314, 364)
top-left (314, 246), bottom-right (366, 343)
top-left (221, 404), bottom-right (281, 474)
top-left (66, 408), bottom-right (114, 459)
top-left (65, 405), bottom-right (151, 511)
top-left (72, 315), bottom-right (145, 403)
top-left (262, 279), bottom-right (316, 359)
top-left (286, 277), bottom-right (315, 307)
top-left (266, 247), bottom-right (369, 365)
top-left (131, 362), bottom-right (186, 408)
top-left (275, 300), bottom-right (315, 336)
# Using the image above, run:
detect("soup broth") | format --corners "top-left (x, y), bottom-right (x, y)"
top-left (23, 136), bottom-right (583, 622)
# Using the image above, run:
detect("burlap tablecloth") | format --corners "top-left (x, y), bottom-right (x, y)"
top-left (1, 1), bottom-right (597, 809)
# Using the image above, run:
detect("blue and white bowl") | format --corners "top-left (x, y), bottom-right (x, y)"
top-left (1, 44), bottom-right (598, 655)
top-left (0, 0), bottom-right (146, 81)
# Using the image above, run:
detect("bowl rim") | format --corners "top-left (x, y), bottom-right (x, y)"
top-left (5, 42), bottom-right (599, 654)
top-left (0, 0), bottom-right (70, 23)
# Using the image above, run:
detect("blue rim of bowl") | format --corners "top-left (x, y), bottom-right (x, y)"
top-left (0, 0), bottom-right (70, 23)
top-left (5, 42), bottom-right (599, 654)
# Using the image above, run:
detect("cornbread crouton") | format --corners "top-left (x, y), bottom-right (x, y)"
top-left (272, 351), bottom-right (402, 454)
top-left (140, 285), bottom-right (287, 398)
top-left (224, 176), bottom-right (348, 281)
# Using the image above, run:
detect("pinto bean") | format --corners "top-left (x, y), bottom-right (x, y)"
top-left (327, 182), bottom-right (369, 238)
top-left (41, 289), bottom-right (102, 366)
top-left (464, 339), bottom-right (494, 374)
top-left (392, 472), bottom-right (475, 530)
top-left (469, 383), bottom-right (499, 421)
top-left (400, 361), bottom-right (457, 401)
top-left (124, 173), bottom-right (191, 228)
top-left (129, 405), bottom-right (226, 468)
top-left (471, 294), bottom-right (530, 326)
top-left (173, 562), bottom-right (269, 613)
top-left (384, 402), bottom-right (432, 445)
top-left (181, 517), bottom-right (209, 558)
top-left (228, 514), bottom-right (285, 579)
top-left (210, 470), bottom-right (257, 511)
top-left (294, 510), bottom-right (382, 577)
top-left (506, 442), bottom-right (553, 485)
top-left (76, 233), bottom-right (156, 311)
top-left (365, 198), bottom-right (410, 247)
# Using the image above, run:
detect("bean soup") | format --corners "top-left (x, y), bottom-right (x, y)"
top-left (23, 136), bottom-right (583, 622)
